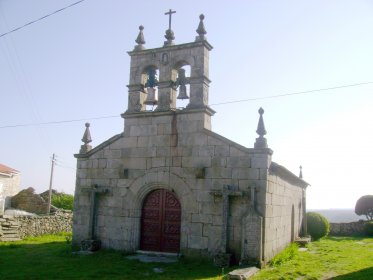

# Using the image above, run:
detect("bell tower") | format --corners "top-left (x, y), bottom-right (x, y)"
top-left (122, 13), bottom-right (214, 119)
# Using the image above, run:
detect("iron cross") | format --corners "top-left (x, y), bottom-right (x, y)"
top-left (165, 9), bottom-right (176, 30)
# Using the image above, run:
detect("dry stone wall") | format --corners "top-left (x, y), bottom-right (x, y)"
top-left (0, 210), bottom-right (72, 240)
top-left (330, 221), bottom-right (366, 236)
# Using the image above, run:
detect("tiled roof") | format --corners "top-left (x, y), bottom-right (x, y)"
top-left (0, 163), bottom-right (19, 175)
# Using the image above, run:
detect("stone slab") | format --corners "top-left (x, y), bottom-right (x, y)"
top-left (228, 267), bottom-right (260, 279)
top-left (80, 239), bottom-right (101, 251)
top-left (295, 236), bottom-right (311, 247)
top-left (126, 253), bottom-right (178, 263)
top-left (0, 237), bottom-right (21, 242)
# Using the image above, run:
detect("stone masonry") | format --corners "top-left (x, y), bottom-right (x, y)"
top-left (330, 221), bottom-right (367, 236)
top-left (72, 13), bottom-right (309, 265)
top-left (0, 164), bottom-right (20, 214)
top-left (0, 210), bottom-right (72, 241)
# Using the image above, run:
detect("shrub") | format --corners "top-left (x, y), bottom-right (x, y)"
top-left (270, 243), bottom-right (299, 267)
top-left (364, 221), bottom-right (373, 236)
top-left (51, 193), bottom-right (74, 210)
top-left (355, 195), bottom-right (373, 220)
top-left (307, 212), bottom-right (330, 240)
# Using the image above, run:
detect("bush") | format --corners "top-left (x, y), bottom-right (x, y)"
top-left (51, 193), bottom-right (74, 210)
top-left (307, 212), bottom-right (330, 240)
top-left (364, 221), bottom-right (373, 236)
top-left (270, 243), bottom-right (299, 267)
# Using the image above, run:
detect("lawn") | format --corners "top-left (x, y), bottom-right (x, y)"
top-left (253, 236), bottom-right (373, 280)
top-left (0, 233), bottom-right (227, 279)
top-left (0, 234), bottom-right (372, 279)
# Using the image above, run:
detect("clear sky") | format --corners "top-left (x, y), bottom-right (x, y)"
top-left (1, 0), bottom-right (372, 209)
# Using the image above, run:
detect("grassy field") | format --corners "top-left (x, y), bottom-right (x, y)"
top-left (253, 236), bottom-right (373, 280)
top-left (0, 234), bottom-right (372, 279)
top-left (0, 233), bottom-right (227, 280)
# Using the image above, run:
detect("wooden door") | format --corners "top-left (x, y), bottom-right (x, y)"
top-left (140, 189), bottom-right (181, 253)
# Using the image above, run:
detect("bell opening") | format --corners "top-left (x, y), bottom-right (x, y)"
top-left (143, 67), bottom-right (159, 111)
top-left (176, 65), bottom-right (191, 109)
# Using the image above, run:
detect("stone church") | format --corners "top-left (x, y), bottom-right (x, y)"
top-left (73, 13), bottom-right (309, 265)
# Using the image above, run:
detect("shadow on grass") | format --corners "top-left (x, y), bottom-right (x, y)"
top-left (0, 240), bottom-right (226, 280)
top-left (330, 267), bottom-right (373, 279)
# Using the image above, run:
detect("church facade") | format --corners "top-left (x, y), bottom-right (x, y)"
top-left (72, 14), bottom-right (308, 265)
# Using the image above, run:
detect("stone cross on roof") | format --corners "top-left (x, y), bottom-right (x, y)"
top-left (165, 9), bottom-right (176, 30)
top-left (164, 9), bottom-right (176, 46)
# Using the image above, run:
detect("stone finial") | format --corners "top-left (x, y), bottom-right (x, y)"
top-left (254, 107), bottom-right (268, 149)
top-left (164, 9), bottom-right (176, 46)
top-left (134, 25), bottom-right (145, 51)
top-left (164, 29), bottom-right (175, 46)
top-left (195, 14), bottom-right (207, 41)
top-left (80, 122), bottom-right (92, 153)
top-left (299, 166), bottom-right (303, 179)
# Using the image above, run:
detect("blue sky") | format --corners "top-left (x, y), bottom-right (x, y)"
top-left (1, 0), bottom-right (373, 209)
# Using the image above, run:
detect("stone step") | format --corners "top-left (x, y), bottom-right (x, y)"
top-left (2, 233), bottom-right (19, 236)
top-left (0, 236), bottom-right (21, 241)
top-left (2, 225), bottom-right (19, 228)
top-left (127, 253), bottom-right (179, 263)
top-left (1, 226), bottom-right (20, 229)
top-left (0, 237), bottom-right (21, 242)
top-left (2, 229), bottom-right (19, 234)
top-left (228, 267), bottom-right (260, 279)
top-left (2, 232), bottom-right (19, 236)
top-left (135, 250), bottom-right (179, 257)
top-left (295, 236), bottom-right (311, 247)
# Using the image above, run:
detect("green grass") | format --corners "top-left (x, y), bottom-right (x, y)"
top-left (0, 233), bottom-right (229, 279)
top-left (253, 236), bottom-right (373, 280)
top-left (0, 235), bottom-right (372, 279)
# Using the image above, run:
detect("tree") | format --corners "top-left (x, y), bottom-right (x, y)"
top-left (39, 190), bottom-right (74, 211)
top-left (355, 195), bottom-right (373, 220)
top-left (51, 193), bottom-right (74, 210)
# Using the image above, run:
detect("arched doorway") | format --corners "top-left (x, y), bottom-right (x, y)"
top-left (140, 189), bottom-right (181, 253)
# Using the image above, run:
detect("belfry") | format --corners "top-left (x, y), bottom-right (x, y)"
top-left (73, 12), bottom-right (309, 265)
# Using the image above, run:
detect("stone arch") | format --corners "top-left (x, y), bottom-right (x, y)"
top-left (173, 59), bottom-right (191, 70)
top-left (172, 60), bottom-right (192, 82)
top-left (141, 65), bottom-right (160, 109)
top-left (172, 60), bottom-right (192, 108)
top-left (141, 65), bottom-right (159, 85)
top-left (172, 56), bottom-right (196, 74)
top-left (124, 170), bottom-right (195, 251)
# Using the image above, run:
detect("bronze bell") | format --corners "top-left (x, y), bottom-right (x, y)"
top-left (177, 84), bottom-right (188, 99)
top-left (176, 68), bottom-right (189, 100)
top-left (144, 87), bottom-right (158, 105)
